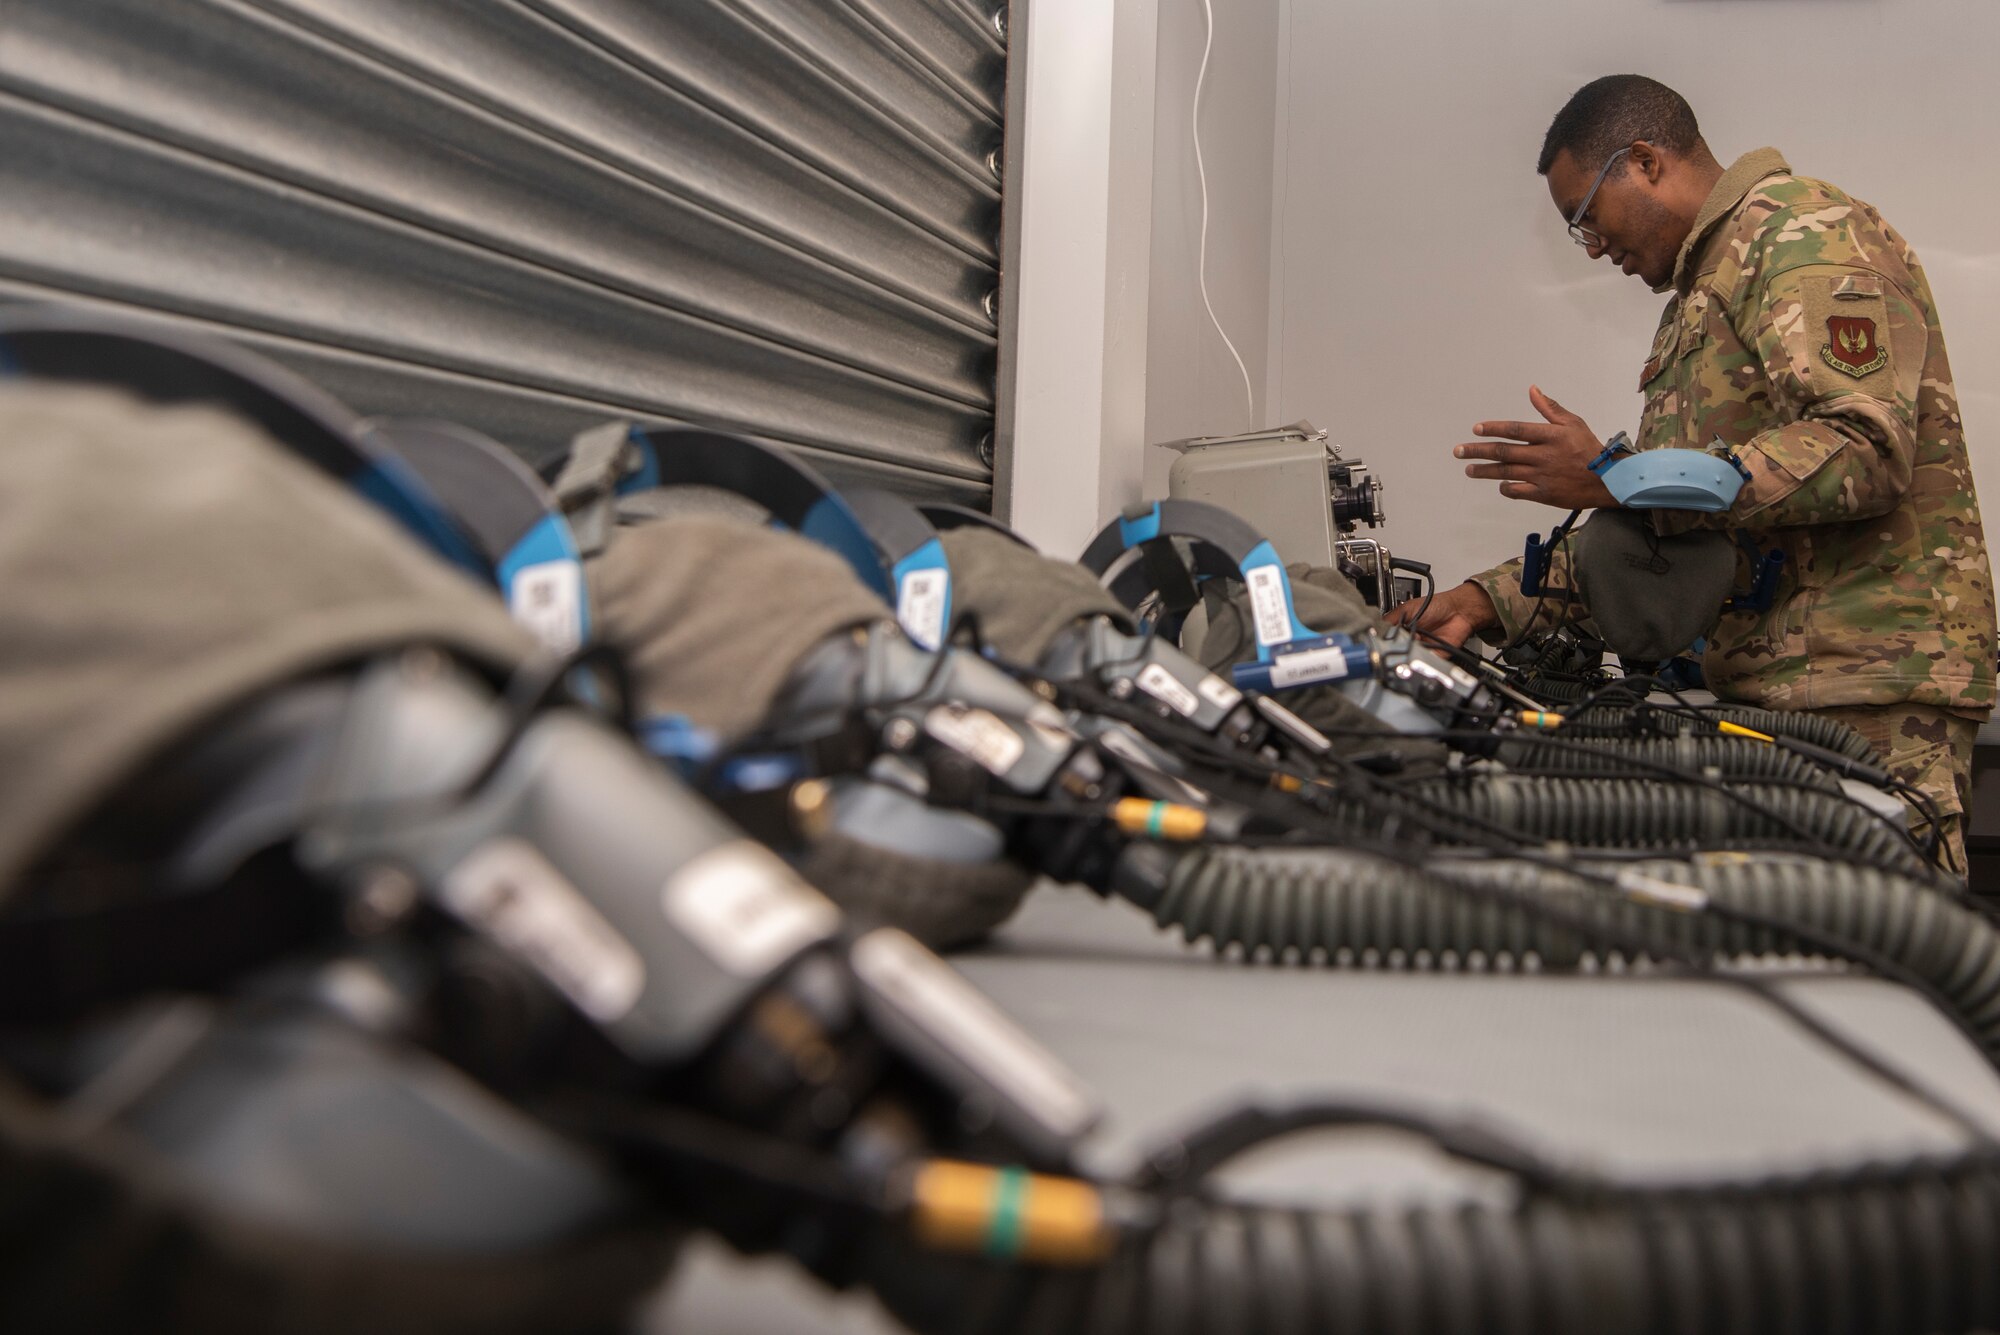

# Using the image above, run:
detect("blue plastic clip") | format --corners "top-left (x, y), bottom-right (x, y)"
top-left (1585, 431), bottom-right (1638, 477)
top-left (1715, 437), bottom-right (1753, 485)
top-left (1520, 515), bottom-right (1580, 598)
top-left (639, 714), bottom-right (719, 775)
top-left (1521, 531), bottom-right (1554, 597)
top-left (1230, 634), bottom-right (1374, 693)
top-left (1723, 539), bottom-right (1786, 614)
top-left (715, 753), bottom-right (808, 794)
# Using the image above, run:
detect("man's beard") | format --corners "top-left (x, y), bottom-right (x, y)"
top-left (1626, 191), bottom-right (1683, 289)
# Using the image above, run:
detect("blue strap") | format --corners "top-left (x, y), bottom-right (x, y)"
top-left (1238, 541), bottom-right (1319, 658)
top-left (617, 429), bottom-right (662, 495)
top-left (628, 426), bottom-right (895, 603)
top-left (351, 461), bottom-right (489, 578)
top-left (1117, 503), bottom-right (1163, 547)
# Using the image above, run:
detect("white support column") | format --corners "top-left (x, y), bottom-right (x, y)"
top-left (994, 0), bottom-right (1159, 558)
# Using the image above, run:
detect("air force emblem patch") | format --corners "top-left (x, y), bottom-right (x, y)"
top-left (1822, 315), bottom-right (1887, 377)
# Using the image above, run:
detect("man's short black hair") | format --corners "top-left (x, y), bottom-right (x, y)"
top-left (1537, 75), bottom-right (1703, 176)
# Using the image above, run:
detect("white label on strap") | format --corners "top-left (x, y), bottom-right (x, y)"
top-left (509, 559), bottom-right (586, 655)
top-left (850, 929), bottom-right (1098, 1139)
top-left (1270, 645), bottom-right (1353, 688)
top-left (1136, 662), bottom-right (1201, 717)
top-left (442, 839), bottom-right (644, 1022)
top-left (661, 842), bottom-right (839, 978)
top-left (896, 568), bottom-right (949, 650)
top-left (1197, 674), bottom-right (1244, 711)
top-left (924, 704), bottom-right (1026, 776)
top-left (1245, 564), bottom-right (1293, 647)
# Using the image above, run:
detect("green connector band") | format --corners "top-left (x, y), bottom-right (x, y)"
top-left (985, 1165), bottom-right (1029, 1258)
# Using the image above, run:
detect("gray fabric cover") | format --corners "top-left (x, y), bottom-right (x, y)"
top-left (0, 385), bottom-right (530, 899)
top-left (590, 517), bottom-right (1035, 945)
top-left (938, 528), bottom-right (1135, 662)
top-left (585, 514), bottom-right (892, 741)
top-left (1573, 508), bottom-right (1738, 665)
top-left (791, 832), bottom-right (1034, 951)
top-left (0, 1072), bottom-right (680, 1335)
top-left (1186, 563), bottom-right (1439, 751)
top-left (1191, 562), bottom-right (1381, 666)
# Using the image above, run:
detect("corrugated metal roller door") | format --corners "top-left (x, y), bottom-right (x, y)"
top-left (0, 0), bottom-right (1009, 505)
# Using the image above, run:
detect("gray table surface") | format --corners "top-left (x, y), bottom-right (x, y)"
top-left (649, 883), bottom-right (2000, 1333)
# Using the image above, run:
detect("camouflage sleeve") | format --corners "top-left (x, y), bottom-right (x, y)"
top-left (1726, 258), bottom-right (1922, 528)
top-left (1466, 536), bottom-right (1597, 646)
top-left (1649, 196), bottom-right (1927, 539)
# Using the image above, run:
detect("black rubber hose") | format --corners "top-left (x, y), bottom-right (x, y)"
top-left (1117, 847), bottom-right (2000, 1059)
top-left (1514, 674), bottom-right (1598, 705)
top-left (1018, 1155), bottom-right (2000, 1335)
top-left (1562, 702), bottom-right (1882, 764)
top-left (1493, 735), bottom-right (1845, 790)
top-left (1346, 775), bottom-right (1924, 877)
top-left (873, 1151), bottom-right (2000, 1335)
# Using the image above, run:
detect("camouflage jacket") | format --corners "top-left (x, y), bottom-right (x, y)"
top-left (1472, 148), bottom-right (1995, 716)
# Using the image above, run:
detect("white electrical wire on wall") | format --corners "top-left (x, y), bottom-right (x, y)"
top-left (1193, 0), bottom-right (1257, 431)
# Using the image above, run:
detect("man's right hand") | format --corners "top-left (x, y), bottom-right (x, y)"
top-left (1386, 581), bottom-right (1501, 650)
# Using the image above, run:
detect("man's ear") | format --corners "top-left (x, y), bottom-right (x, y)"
top-left (1630, 141), bottom-right (1664, 185)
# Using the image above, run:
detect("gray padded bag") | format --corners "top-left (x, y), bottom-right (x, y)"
top-left (1572, 507), bottom-right (1738, 666)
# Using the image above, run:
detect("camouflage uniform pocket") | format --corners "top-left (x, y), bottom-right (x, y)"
top-left (1637, 304), bottom-right (1678, 393)
top-left (1636, 303), bottom-right (1680, 449)
top-left (1812, 703), bottom-right (1977, 875)
top-left (1762, 582), bottom-right (1817, 672)
top-left (1669, 291), bottom-right (1712, 448)
top-left (1677, 289), bottom-right (1711, 352)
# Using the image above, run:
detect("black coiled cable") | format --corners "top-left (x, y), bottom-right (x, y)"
top-left (1494, 734), bottom-right (1845, 790)
top-left (1314, 775), bottom-right (1926, 878)
top-left (1515, 673), bottom-right (1601, 706)
top-left (1119, 847), bottom-right (2000, 1059)
top-left (1562, 702), bottom-right (1882, 764)
top-left (994, 1152), bottom-right (2000, 1335)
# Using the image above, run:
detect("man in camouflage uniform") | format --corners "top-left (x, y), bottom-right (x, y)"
top-left (1393, 75), bottom-right (1996, 873)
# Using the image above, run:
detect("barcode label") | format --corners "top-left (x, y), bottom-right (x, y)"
top-left (897, 568), bottom-right (949, 650)
top-left (1246, 565), bottom-right (1292, 646)
top-left (509, 559), bottom-right (585, 654)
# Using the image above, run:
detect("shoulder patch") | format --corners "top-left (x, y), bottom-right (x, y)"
top-left (1822, 314), bottom-right (1887, 377)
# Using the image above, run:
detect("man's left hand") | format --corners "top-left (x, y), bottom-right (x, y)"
top-left (1456, 385), bottom-right (1617, 510)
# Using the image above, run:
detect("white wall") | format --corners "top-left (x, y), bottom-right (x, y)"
top-left (1006, 0), bottom-right (1281, 559)
top-left (1143, 0), bottom-right (1281, 501)
top-left (1257, 0), bottom-right (2000, 589)
top-left (1001, 0), bottom-right (1160, 557)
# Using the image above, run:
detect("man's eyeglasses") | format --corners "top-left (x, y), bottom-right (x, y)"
top-left (1567, 145), bottom-right (1634, 249)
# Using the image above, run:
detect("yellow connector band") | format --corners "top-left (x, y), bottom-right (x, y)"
top-left (1517, 710), bottom-right (1564, 730)
top-left (909, 1161), bottom-right (1115, 1265)
top-left (1112, 797), bottom-right (1208, 841)
top-left (1271, 772), bottom-right (1304, 793)
top-left (1717, 720), bottom-right (1775, 743)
